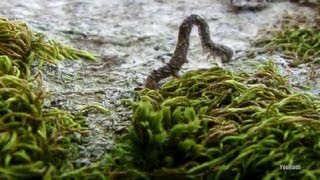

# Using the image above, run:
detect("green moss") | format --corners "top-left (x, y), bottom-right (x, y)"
top-left (0, 18), bottom-right (97, 179)
top-left (0, 74), bottom-right (88, 179)
top-left (73, 60), bottom-right (320, 179)
top-left (256, 26), bottom-right (320, 67)
top-left (0, 17), bottom-right (97, 65)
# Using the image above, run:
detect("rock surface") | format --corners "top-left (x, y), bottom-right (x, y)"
top-left (231, 0), bottom-right (268, 9)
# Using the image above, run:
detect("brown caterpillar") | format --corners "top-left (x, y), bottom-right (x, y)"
top-left (145, 14), bottom-right (233, 89)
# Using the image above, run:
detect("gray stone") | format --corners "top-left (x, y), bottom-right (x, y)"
top-left (231, 0), bottom-right (269, 9)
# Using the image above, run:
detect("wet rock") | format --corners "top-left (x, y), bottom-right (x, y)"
top-left (231, 0), bottom-right (269, 9)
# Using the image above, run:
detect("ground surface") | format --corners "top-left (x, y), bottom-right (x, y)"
top-left (0, 0), bottom-right (317, 165)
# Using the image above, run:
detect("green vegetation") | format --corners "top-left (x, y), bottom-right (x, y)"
top-left (0, 18), bottom-right (96, 64)
top-left (0, 72), bottom-right (88, 178)
top-left (0, 18), bottom-right (96, 179)
top-left (255, 5), bottom-right (320, 67)
top-left (61, 60), bottom-right (320, 179)
top-left (256, 26), bottom-right (320, 67)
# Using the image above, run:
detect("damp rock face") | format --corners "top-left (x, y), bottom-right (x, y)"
top-left (290, 0), bottom-right (319, 4)
top-left (231, 0), bottom-right (269, 9)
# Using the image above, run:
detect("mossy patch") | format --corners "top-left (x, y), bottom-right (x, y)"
top-left (0, 18), bottom-right (98, 179)
top-left (63, 60), bottom-right (320, 179)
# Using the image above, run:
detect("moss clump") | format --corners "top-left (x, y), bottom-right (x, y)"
top-left (0, 17), bottom-right (98, 179)
top-left (31, 32), bottom-right (97, 64)
top-left (255, 6), bottom-right (320, 67)
top-left (0, 18), bottom-right (32, 60)
top-left (66, 60), bottom-right (320, 179)
top-left (256, 26), bottom-right (320, 67)
top-left (0, 73), bottom-right (88, 179)
top-left (0, 18), bottom-right (97, 64)
top-left (0, 55), bottom-right (30, 78)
